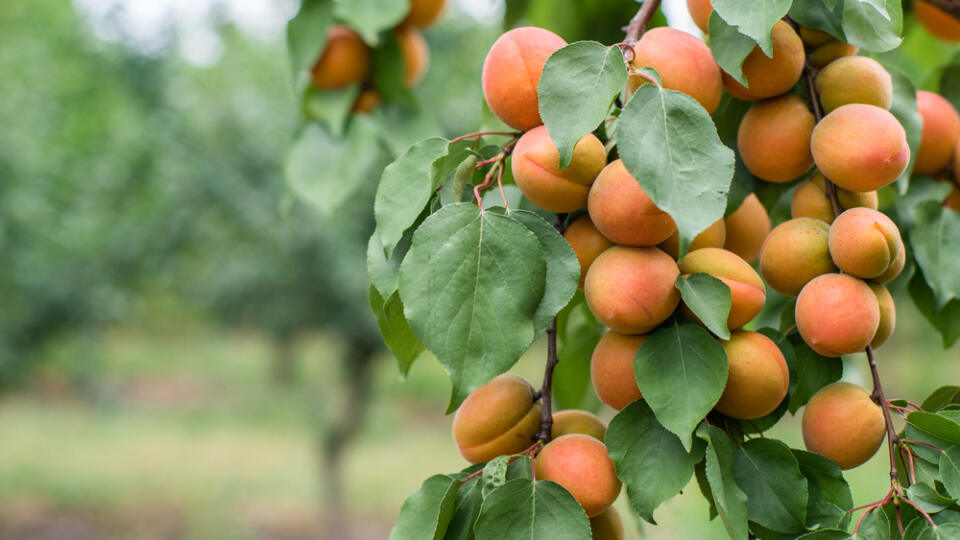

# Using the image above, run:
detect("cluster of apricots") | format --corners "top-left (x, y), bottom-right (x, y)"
top-left (308, 0), bottom-right (442, 113)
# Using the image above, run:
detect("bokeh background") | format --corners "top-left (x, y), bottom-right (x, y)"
top-left (0, 1), bottom-right (956, 539)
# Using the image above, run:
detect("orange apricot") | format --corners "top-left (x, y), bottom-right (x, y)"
top-left (721, 21), bottom-right (805, 101)
top-left (737, 94), bottom-right (815, 183)
top-left (869, 283), bottom-right (896, 348)
top-left (716, 331), bottom-right (789, 419)
top-left (396, 26), bottom-right (429, 87)
top-left (535, 434), bottom-right (622, 517)
top-left (551, 410), bottom-right (607, 441)
top-left (795, 274), bottom-right (880, 357)
top-left (402, 0), bottom-right (446, 28)
top-left (815, 56), bottom-right (892, 113)
top-left (828, 208), bottom-right (904, 280)
top-left (590, 331), bottom-right (646, 410)
top-left (723, 194), bottom-right (770, 263)
top-left (564, 215), bottom-right (614, 289)
top-left (590, 506), bottom-right (625, 540)
top-left (511, 126), bottom-right (606, 213)
top-left (914, 90), bottom-right (960, 175)
top-left (790, 172), bottom-right (878, 223)
top-left (759, 218), bottom-right (837, 296)
top-left (802, 382), bottom-right (885, 469)
top-left (679, 248), bottom-right (767, 330)
top-left (659, 219), bottom-right (726, 259)
top-left (352, 89), bottom-right (381, 114)
top-left (452, 375), bottom-right (541, 463)
top-left (807, 40), bottom-right (858, 69)
top-left (915, 0), bottom-right (960, 42)
top-left (629, 27), bottom-right (722, 113)
top-left (588, 160), bottom-right (676, 246)
top-left (310, 26), bottom-right (370, 89)
top-left (687, 0), bottom-right (713, 33)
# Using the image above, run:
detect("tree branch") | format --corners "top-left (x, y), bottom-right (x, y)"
top-left (535, 213), bottom-right (568, 443)
top-left (924, 0), bottom-right (960, 21)
top-left (803, 65), bottom-right (844, 218)
top-left (623, 0), bottom-right (663, 45)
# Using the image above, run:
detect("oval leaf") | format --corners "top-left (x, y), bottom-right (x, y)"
top-left (711, 0), bottom-right (793, 56)
top-left (390, 474), bottom-right (461, 540)
top-left (734, 438), bottom-right (809, 534)
top-left (474, 479), bottom-right (591, 540)
top-left (676, 273), bottom-right (732, 340)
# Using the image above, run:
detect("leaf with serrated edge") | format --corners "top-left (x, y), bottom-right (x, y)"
top-left (733, 438), bottom-right (808, 534)
top-left (711, 0), bottom-right (792, 56)
top-left (390, 475), bottom-right (461, 540)
top-left (708, 12), bottom-right (758, 87)
top-left (697, 424), bottom-right (749, 539)
top-left (473, 479), bottom-right (591, 540)
top-left (676, 273), bottom-right (732, 340)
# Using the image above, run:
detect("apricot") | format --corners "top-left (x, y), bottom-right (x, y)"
top-left (737, 94), bottom-right (815, 183)
top-left (396, 26), bottom-right (429, 87)
top-left (716, 331), bottom-right (789, 419)
top-left (815, 56), bottom-right (892, 113)
top-left (687, 0), bottom-right (713, 33)
top-left (511, 126), bottom-right (606, 213)
top-left (679, 248), bottom-right (766, 330)
top-left (659, 219), bottom-right (726, 259)
top-left (723, 194), bottom-right (770, 263)
top-left (947, 185), bottom-right (960, 211)
top-left (452, 374), bottom-right (541, 463)
top-left (584, 247), bottom-right (681, 334)
top-left (795, 274), bottom-right (880, 357)
top-left (590, 506), bottom-right (625, 540)
top-left (588, 160), bottom-right (677, 246)
top-left (628, 27), bottom-right (722, 113)
top-left (551, 410), bottom-right (607, 441)
top-left (481, 27), bottom-right (566, 130)
top-left (914, 91), bottom-right (960, 175)
top-left (759, 218), bottom-right (837, 296)
top-left (564, 215), bottom-right (614, 289)
top-left (535, 434), bottom-right (622, 517)
top-left (872, 245), bottom-right (906, 284)
top-left (828, 207), bottom-right (903, 279)
top-left (799, 27), bottom-right (833, 47)
top-left (590, 331), bottom-right (646, 410)
top-left (402, 0), bottom-right (446, 28)
top-left (310, 26), bottom-right (370, 89)
top-left (802, 382), bottom-right (885, 470)
top-left (352, 89), bottom-right (380, 114)
top-left (869, 283), bottom-right (896, 348)
top-left (791, 172), bottom-right (878, 223)
top-left (721, 21), bottom-right (805, 101)
top-left (915, 0), bottom-right (960, 42)
top-left (810, 104), bottom-right (910, 192)
top-left (807, 40), bottom-right (858, 70)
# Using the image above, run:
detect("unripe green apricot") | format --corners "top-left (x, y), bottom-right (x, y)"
top-left (802, 382), bottom-right (885, 470)
top-left (716, 331), bottom-right (789, 419)
top-left (828, 207), bottom-right (904, 280)
top-left (551, 410), bottom-right (607, 441)
top-left (795, 274), bottom-right (880, 357)
top-left (591, 331), bottom-right (646, 410)
top-left (815, 56), bottom-right (892, 113)
top-left (790, 172), bottom-right (878, 224)
top-left (452, 375), bottom-right (541, 463)
top-left (737, 94), bottom-right (815, 183)
top-left (759, 218), bottom-right (837, 297)
top-left (679, 248), bottom-right (766, 330)
top-left (511, 125), bottom-right (606, 213)
top-left (535, 434), bottom-right (622, 517)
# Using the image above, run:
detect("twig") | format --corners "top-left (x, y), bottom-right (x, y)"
top-left (866, 346), bottom-right (901, 484)
top-left (622, 0), bottom-right (663, 45)
top-left (903, 439), bottom-right (945, 453)
top-left (803, 65), bottom-right (843, 218)
top-left (450, 130), bottom-right (520, 144)
top-left (535, 213), bottom-right (568, 443)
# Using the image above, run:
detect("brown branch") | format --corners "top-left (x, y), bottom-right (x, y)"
top-left (623, 0), bottom-right (663, 45)
top-left (535, 213), bottom-right (568, 443)
top-left (924, 0), bottom-right (960, 21)
top-left (867, 345), bottom-right (901, 484)
top-left (803, 65), bottom-right (844, 218)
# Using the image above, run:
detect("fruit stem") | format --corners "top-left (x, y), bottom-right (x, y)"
top-left (924, 0), bottom-right (960, 21)
top-left (623, 0), bottom-right (662, 45)
top-left (535, 213), bottom-right (568, 444)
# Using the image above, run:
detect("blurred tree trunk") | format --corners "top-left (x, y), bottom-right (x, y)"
top-left (319, 337), bottom-right (377, 540)
top-left (270, 331), bottom-right (298, 386)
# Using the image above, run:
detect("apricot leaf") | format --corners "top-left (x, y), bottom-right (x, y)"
top-left (675, 273), bottom-right (732, 340)
top-left (286, 0), bottom-right (333, 90)
top-left (889, 68), bottom-right (922, 194)
top-left (792, 450), bottom-right (853, 514)
top-left (474, 479), bottom-right (591, 540)
top-left (940, 447), bottom-right (960, 499)
top-left (711, 0), bottom-right (792, 56)
top-left (369, 286), bottom-right (424, 378)
top-left (698, 424), bottom-right (749, 540)
top-left (853, 507), bottom-right (890, 539)
top-left (708, 12), bottom-right (757, 87)
top-left (908, 270), bottom-right (960, 348)
top-left (334, 0), bottom-right (407, 46)
top-left (788, 335), bottom-right (842, 414)
top-left (841, 0), bottom-right (902, 52)
top-left (910, 201), bottom-right (960, 309)
top-left (390, 474), bottom-right (461, 540)
top-left (734, 439), bottom-right (809, 534)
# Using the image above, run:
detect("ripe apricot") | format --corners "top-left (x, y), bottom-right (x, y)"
top-left (481, 27), bottom-right (566, 130)
top-left (810, 104), bottom-right (910, 192)
top-left (535, 434), bottom-right (622, 517)
top-left (759, 218), bottom-right (837, 296)
top-left (659, 219), bottom-right (726, 259)
top-left (916, 0), bottom-right (960, 42)
top-left (629, 27), bottom-right (722, 113)
top-left (402, 0), bottom-right (446, 28)
top-left (311, 26), bottom-right (370, 89)
top-left (396, 26), bottom-right (429, 87)
top-left (815, 56), bottom-right (892, 113)
top-left (590, 331), bottom-right (646, 410)
top-left (687, 0), bottom-right (713, 33)
top-left (679, 248), bottom-right (766, 330)
top-left (947, 185), bottom-right (960, 211)
top-left (452, 375), bottom-right (541, 463)
top-left (828, 208), bottom-right (903, 279)
top-left (722, 21), bottom-right (805, 101)
top-left (723, 194), bottom-right (770, 263)
top-left (738, 94), bottom-right (815, 183)
top-left (590, 506), bottom-right (625, 540)
top-left (807, 40), bottom-right (858, 69)
top-left (791, 172), bottom-right (878, 223)
top-left (716, 331), bottom-right (789, 419)
top-left (799, 27), bottom-right (833, 47)
top-left (352, 89), bottom-right (381, 114)
top-left (872, 246), bottom-right (905, 284)
top-left (551, 410), bottom-right (607, 441)
top-left (563, 215), bottom-right (614, 289)
top-left (584, 247), bottom-right (681, 334)
top-left (914, 90), bottom-right (960, 175)
top-left (511, 126), bottom-right (606, 213)
top-left (869, 283), bottom-right (896, 348)
top-left (795, 274), bottom-right (880, 357)
top-left (588, 160), bottom-right (676, 246)
top-left (802, 382), bottom-right (885, 470)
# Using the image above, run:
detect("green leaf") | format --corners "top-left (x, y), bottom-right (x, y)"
top-left (708, 12), bottom-right (758, 87)
top-left (390, 474), bottom-right (461, 540)
top-left (444, 475), bottom-right (483, 540)
top-left (368, 231), bottom-right (412, 299)
top-left (285, 118), bottom-right (383, 214)
top-left (788, 0), bottom-right (844, 42)
top-left (792, 450), bottom-right (853, 511)
top-left (711, 0), bottom-right (793, 56)
top-left (481, 456), bottom-right (511, 498)
top-left (617, 81), bottom-right (735, 258)
top-left (734, 438), bottom-right (809, 534)
top-left (941, 53), bottom-right (960, 114)
top-left (807, 502), bottom-right (850, 531)
top-left (333, 0), bottom-right (407, 46)
top-left (676, 273), bottom-right (733, 340)
top-left (924, 387), bottom-right (960, 412)
top-left (841, 0), bottom-right (902, 52)
top-left (303, 84), bottom-right (360, 136)
top-left (286, 0), bottom-right (333, 90)
top-left (853, 507), bottom-right (890, 540)
top-left (473, 479), bottom-right (591, 540)
top-left (606, 401), bottom-right (706, 524)
top-left (373, 32), bottom-right (416, 107)
top-left (797, 530), bottom-right (852, 540)
top-left (909, 201), bottom-right (960, 309)
top-left (697, 424), bottom-right (749, 539)
top-left (908, 412), bottom-right (960, 446)
top-left (908, 270), bottom-right (960, 348)
top-left (788, 335), bottom-right (843, 414)
top-left (939, 447), bottom-right (960, 500)
top-left (539, 42), bottom-right (627, 168)
top-left (634, 323), bottom-right (728, 450)
top-left (554, 294), bottom-right (604, 410)
top-left (375, 137), bottom-right (452, 258)
top-left (908, 483), bottom-right (957, 514)
top-left (903, 520), bottom-right (960, 540)
top-left (712, 94), bottom-right (753, 146)
top-left (886, 68), bottom-right (921, 194)
top-left (399, 204), bottom-right (546, 412)
top-left (369, 287), bottom-right (425, 377)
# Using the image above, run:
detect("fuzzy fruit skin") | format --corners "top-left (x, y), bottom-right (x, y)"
top-left (914, 91), bottom-right (960, 175)
top-left (551, 410), bottom-right (607, 441)
top-left (311, 26), bottom-right (370, 89)
top-left (452, 375), bottom-right (541, 463)
top-left (869, 283), bottom-right (896, 348)
top-left (791, 172), bottom-right (878, 224)
top-left (815, 56), bottom-right (892, 114)
top-left (511, 126), bottom-right (606, 213)
top-left (802, 382), bottom-right (886, 470)
top-left (590, 506), bottom-right (625, 540)
top-left (402, 0), bottom-right (446, 28)
top-left (679, 248), bottom-right (766, 330)
top-left (716, 331), bottom-right (789, 419)
top-left (590, 331), bottom-right (647, 410)
top-left (584, 247), bottom-right (681, 335)
top-left (807, 40), bottom-right (858, 69)
top-left (687, 0), bottom-right (713, 33)
top-left (759, 218), bottom-right (837, 297)
top-left (828, 207), bottom-right (904, 280)
top-left (481, 27), bottom-right (566, 131)
top-left (588, 160), bottom-right (676, 246)
top-left (659, 219), bottom-right (726, 259)
top-left (628, 27), bottom-right (722, 113)
top-left (916, 0), bottom-right (960, 42)
top-left (737, 94), bottom-right (815, 183)
top-left (563, 215), bottom-right (614, 289)
top-left (722, 21), bottom-right (805, 101)
top-left (723, 194), bottom-right (770, 263)
top-left (396, 26), bottom-right (429, 87)
top-left (810, 104), bottom-right (910, 192)
top-left (795, 274), bottom-right (880, 357)
top-left (535, 434), bottom-right (622, 517)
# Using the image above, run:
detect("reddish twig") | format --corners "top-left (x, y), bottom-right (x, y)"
top-left (473, 163), bottom-right (499, 210)
top-left (899, 496), bottom-right (938, 529)
top-left (622, 0), bottom-right (663, 44)
top-left (903, 439), bottom-right (945, 454)
top-left (495, 162), bottom-right (510, 211)
top-left (450, 130), bottom-right (520, 144)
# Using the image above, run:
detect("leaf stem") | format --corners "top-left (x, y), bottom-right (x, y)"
top-left (535, 213), bottom-right (568, 444)
top-left (450, 130), bottom-right (520, 144)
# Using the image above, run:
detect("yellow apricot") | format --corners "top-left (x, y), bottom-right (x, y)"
top-left (563, 215), bottom-right (614, 289)
top-left (802, 382), bottom-right (885, 470)
top-left (311, 26), bottom-right (370, 89)
top-left (679, 248), bottom-right (766, 330)
top-left (590, 506), bottom-right (625, 540)
top-left (722, 21), bottom-right (805, 101)
top-left (828, 207), bottom-right (904, 280)
top-left (402, 0), bottom-right (446, 28)
top-left (790, 172), bottom-right (878, 223)
top-left (737, 94), bottom-right (815, 183)
top-left (659, 219), bottom-right (726, 259)
top-left (723, 194), bottom-right (770, 263)
top-left (551, 410), bottom-right (607, 441)
top-left (815, 56), bottom-right (892, 113)
top-left (759, 218), bottom-right (837, 296)
top-left (869, 283), bottom-right (896, 348)
top-left (716, 331), bottom-right (789, 419)
top-left (535, 434), bottom-right (622, 517)
top-left (511, 126), bottom-right (606, 213)
top-left (588, 160), bottom-right (677, 246)
top-left (590, 331), bottom-right (646, 410)
top-left (452, 375), bottom-right (541, 463)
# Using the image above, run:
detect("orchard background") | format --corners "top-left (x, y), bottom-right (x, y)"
top-left (1, 0), bottom-right (960, 539)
